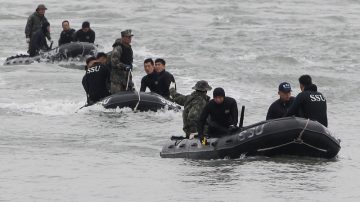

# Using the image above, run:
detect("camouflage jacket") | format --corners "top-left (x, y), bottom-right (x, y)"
top-left (171, 89), bottom-right (210, 135)
top-left (25, 12), bottom-right (50, 39)
top-left (110, 39), bottom-right (131, 85)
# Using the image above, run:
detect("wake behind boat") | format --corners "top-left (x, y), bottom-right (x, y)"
top-left (4, 42), bottom-right (97, 65)
top-left (100, 91), bottom-right (181, 112)
top-left (160, 117), bottom-right (341, 159)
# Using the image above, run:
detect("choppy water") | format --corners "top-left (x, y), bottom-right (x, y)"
top-left (1, 0), bottom-right (359, 201)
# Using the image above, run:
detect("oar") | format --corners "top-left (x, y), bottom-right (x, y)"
top-left (49, 40), bottom-right (54, 49)
top-left (239, 105), bottom-right (245, 129)
top-left (75, 103), bottom-right (88, 113)
top-left (125, 68), bottom-right (141, 111)
top-left (126, 68), bottom-right (132, 91)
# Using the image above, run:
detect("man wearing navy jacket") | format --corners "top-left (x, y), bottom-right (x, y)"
top-left (82, 56), bottom-right (110, 105)
top-left (266, 82), bottom-right (295, 120)
top-left (286, 75), bottom-right (328, 127)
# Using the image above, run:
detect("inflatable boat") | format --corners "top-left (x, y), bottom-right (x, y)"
top-left (100, 91), bottom-right (181, 112)
top-left (4, 42), bottom-right (97, 65)
top-left (160, 117), bottom-right (341, 159)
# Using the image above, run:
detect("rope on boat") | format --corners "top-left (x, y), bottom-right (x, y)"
top-left (257, 119), bottom-right (327, 153)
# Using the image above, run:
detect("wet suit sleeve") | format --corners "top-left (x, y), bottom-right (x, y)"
top-left (266, 103), bottom-right (276, 120)
top-left (140, 77), bottom-right (146, 92)
top-left (231, 100), bottom-right (239, 126)
top-left (286, 93), bottom-right (304, 117)
top-left (197, 103), bottom-right (211, 137)
top-left (90, 30), bottom-right (95, 43)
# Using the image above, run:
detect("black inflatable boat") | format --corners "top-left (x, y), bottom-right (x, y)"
top-left (160, 117), bottom-right (340, 159)
top-left (4, 42), bottom-right (97, 65)
top-left (100, 91), bottom-right (181, 112)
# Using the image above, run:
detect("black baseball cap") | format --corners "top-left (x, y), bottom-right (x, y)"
top-left (213, 87), bottom-right (225, 97)
top-left (278, 82), bottom-right (292, 93)
top-left (82, 21), bottom-right (90, 28)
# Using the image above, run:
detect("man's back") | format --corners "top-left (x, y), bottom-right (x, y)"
top-left (287, 84), bottom-right (327, 126)
top-left (82, 63), bottom-right (110, 103)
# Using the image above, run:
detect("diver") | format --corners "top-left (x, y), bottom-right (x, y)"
top-left (197, 87), bottom-right (239, 143)
top-left (74, 21), bottom-right (95, 43)
top-left (154, 58), bottom-right (176, 99)
top-left (82, 56), bottom-right (110, 105)
top-left (266, 82), bottom-right (295, 120)
top-left (286, 75), bottom-right (328, 127)
top-left (58, 20), bottom-right (75, 46)
top-left (140, 58), bottom-right (158, 92)
top-left (28, 22), bottom-right (51, 57)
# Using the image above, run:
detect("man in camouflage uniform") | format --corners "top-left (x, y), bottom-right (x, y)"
top-left (170, 80), bottom-right (212, 138)
top-left (110, 29), bottom-right (134, 93)
top-left (25, 4), bottom-right (51, 52)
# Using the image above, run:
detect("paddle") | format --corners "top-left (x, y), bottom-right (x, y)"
top-left (75, 103), bottom-right (88, 113)
top-left (49, 41), bottom-right (54, 49)
top-left (126, 69), bottom-right (141, 111)
top-left (239, 105), bottom-right (245, 129)
top-left (126, 68), bottom-right (132, 91)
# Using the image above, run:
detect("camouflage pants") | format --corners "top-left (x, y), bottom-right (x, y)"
top-left (110, 69), bottom-right (133, 94)
top-left (110, 80), bottom-right (135, 94)
top-left (110, 82), bottom-right (127, 94)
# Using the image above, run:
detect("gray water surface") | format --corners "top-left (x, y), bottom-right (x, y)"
top-left (0, 0), bottom-right (359, 201)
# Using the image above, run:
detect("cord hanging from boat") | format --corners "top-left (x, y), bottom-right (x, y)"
top-left (257, 119), bottom-right (327, 153)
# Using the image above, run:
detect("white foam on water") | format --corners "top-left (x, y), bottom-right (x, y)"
top-left (1, 100), bottom-right (86, 116)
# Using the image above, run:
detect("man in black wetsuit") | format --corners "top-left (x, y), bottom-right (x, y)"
top-left (286, 75), bottom-right (328, 127)
top-left (82, 56), bottom-right (110, 105)
top-left (154, 58), bottom-right (175, 99)
top-left (266, 82), bottom-right (295, 120)
top-left (74, 21), bottom-right (95, 43)
top-left (140, 58), bottom-right (157, 92)
top-left (29, 21), bottom-right (51, 57)
top-left (198, 87), bottom-right (238, 142)
top-left (58, 20), bottom-right (75, 46)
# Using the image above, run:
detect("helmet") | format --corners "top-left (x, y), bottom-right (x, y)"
top-left (192, 80), bottom-right (212, 92)
top-left (36, 4), bottom-right (47, 11)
